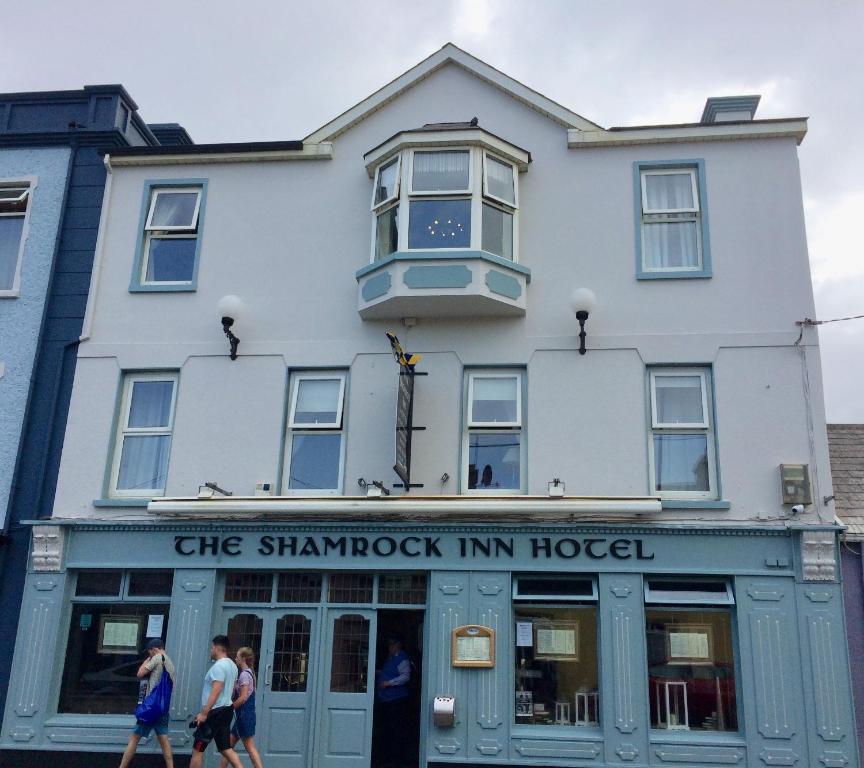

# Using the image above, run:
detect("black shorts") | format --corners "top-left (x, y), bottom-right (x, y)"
top-left (193, 705), bottom-right (234, 753)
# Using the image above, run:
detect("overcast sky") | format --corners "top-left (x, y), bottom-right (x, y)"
top-left (2, 0), bottom-right (861, 421)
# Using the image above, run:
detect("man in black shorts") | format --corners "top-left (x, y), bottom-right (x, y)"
top-left (189, 635), bottom-right (244, 768)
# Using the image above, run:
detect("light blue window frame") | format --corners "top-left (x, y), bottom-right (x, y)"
top-left (633, 159), bottom-right (711, 280)
top-left (129, 178), bottom-right (208, 292)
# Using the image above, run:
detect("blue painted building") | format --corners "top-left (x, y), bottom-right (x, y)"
top-left (0, 86), bottom-right (190, 748)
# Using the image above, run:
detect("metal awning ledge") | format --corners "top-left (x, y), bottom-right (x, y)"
top-left (146, 494), bottom-right (661, 522)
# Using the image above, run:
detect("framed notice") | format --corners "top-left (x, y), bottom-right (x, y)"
top-left (98, 615), bottom-right (142, 655)
top-left (534, 621), bottom-right (579, 661)
top-left (515, 690), bottom-right (534, 717)
top-left (451, 625), bottom-right (495, 668)
top-left (668, 624), bottom-right (713, 664)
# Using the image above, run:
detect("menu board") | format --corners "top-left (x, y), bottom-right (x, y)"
top-left (98, 615), bottom-right (142, 654)
top-left (451, 625), bottom-right (495, 668)
top-left (534, 622), bottom-right (579, 660)
top-left (669, 625), bottom-right (713, 663)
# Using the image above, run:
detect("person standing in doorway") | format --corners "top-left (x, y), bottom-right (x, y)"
top-left (118, 638), bottom-right (175, 768)
top-left (190, 635), bottom-right (244, 768)
top-left (219, 646), bottom-right (264, 768)
top-left (376, 633), bottom-right (412, 768)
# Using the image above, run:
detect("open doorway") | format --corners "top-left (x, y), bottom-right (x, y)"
top-left (371, 609), bottom-right (424, 768)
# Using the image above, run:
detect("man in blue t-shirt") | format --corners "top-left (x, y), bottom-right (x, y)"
top-left (190, 635), bottom-right (243, 768)
top-left (376, 634), bottom-right (412, 768)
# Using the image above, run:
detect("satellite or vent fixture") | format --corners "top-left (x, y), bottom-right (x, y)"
top-left (779, 464), bottom-right (811, 505)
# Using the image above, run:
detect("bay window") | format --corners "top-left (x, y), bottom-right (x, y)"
top-left (371, 146), bottom-right (519, 262)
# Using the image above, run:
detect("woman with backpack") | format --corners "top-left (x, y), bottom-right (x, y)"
top-left (219, 646), bottom-right (264, 768)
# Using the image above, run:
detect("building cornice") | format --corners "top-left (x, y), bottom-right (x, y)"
top-left (106, 141), bottom-right (331, 166)
top-left (568, 118), bottom-right (808, 148)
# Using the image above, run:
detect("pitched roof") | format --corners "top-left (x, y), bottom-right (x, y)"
top-left (304, 43), bottom-right (602, 143)
top-left (828, 424), bottom-right (864, 539)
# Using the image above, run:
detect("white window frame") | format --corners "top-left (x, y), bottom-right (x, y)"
top-left (0, 179), bottom-right (34, 298)
top-left (144, 187), bottom-right (202, 231)
top-left (467, 372), bottom-right (522, 428)
top-left (140, 187), bottom-right (202, 286)
top-left (648, 367), bottom-right (717, 500)
top-left (284, 371), bottom-right (347, 495)
top-left (109, 372), bottom-right (178, 498)
top-left (369, 147), bottom-right (521, 263)
top-left (463, 369), bottom-right (525, 495)
top-left (649, 370), bottom-right (709, 429)
top-left (640, 168), bottom-right (702, 273)
top-left (370, 155), bottom-right (401, 211)
top-left (288, 373), bottom-right (346, 429)
top-left (409, 148), bottom-right (473, 196)
top-left (482, 152), bottom-right (518, 208)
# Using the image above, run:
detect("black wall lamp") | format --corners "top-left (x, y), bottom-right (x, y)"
top-left (570, 288), bottom-right (597, 355)
top-left (217, 294), bottom-right (245, 360)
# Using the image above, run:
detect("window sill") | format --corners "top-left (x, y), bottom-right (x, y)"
top-left (129, 283), bottom-right (196, 293)
top-left (512, 724), bottom-right (602, 740)
top-left (649, 729), bottom-right (744, 745)
top-left (661, 499), bottom-right (731, 510)
top-left (356, 249), bottom-right (531, 281)
top-left (93, 498), bottom-right (152, 508)
top-left (0, 291), bottom-right (20, 299)
top-left (637, 268), bottom-right (712, 280)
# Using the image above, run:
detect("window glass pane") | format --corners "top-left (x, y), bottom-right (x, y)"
top-left (468, 433), bottom-right (521, 490)
top-left (374, 159), bottom-right (399, 206)
top-left (515, 606), bottom-right (599, 727)
top-left (482, 204), bottom-right (513, 260)
top-left (328, 574), bottom-right (373, 603)
top-left (378, 574), bottom-right (427, 605)
top-left (472, 376), bottom-right (518, 423)
top-left (515, 577), bottom-right (595, 600)
top-left (647, 609), bottom-right (737, 731)
top-left (654, 376), bottom-right (704, 424)
top-left (330, 614), bottom-right (370, 693)
top-left (288, 434), bottom-right (341, 490)
top-left (294, 379), bottom-right (342, 424)
top-left (145, 237), bottom-right (196, 282)
top-left (654, 434), bottom-right (709, 492)
top-left (0, 216), bottom-right (25, 290)
top-left (375, 206), bottom-right (398, 260)
top-left (408, 199), bottom-right (470, 249)
top-left (116, 435), bottom-right (171, 491)
top-left (273, 614), bottom-right (312, 692)
top-left (128, 380), bottom-right (174, 428)
top-left (227, 613), bottom-right (263, 670)
top-left (59, 603), bottom-right (169, 714)
top-left (486, 156), bottom-right (515, 204)
top-left (127, 571), bottom-right (174, 597)
top-left (643, 221), bottom-right (699, 269)
top-left (412, 150), bottom-right (469, 191)
top-left (76, 571), bottom-right (123, 597)
top-left (277, 573), bottom-right (323, 603)
top-left (225, 572), bottom-right (273, 603)
top-left (645, 173), bottom-right (694, 211)
top-left (150, 191), bottom-right (198, 228)
top-left (646, 579), bottom-right (732, 605)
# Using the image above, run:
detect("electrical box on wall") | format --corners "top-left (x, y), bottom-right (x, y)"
top-left (780, 464), bottom-right (811, 505)
top-left (254, 482), bottom-right (273, 497)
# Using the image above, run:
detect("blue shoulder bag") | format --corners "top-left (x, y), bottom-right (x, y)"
top-left (134, 656), bottom-right (174, 724)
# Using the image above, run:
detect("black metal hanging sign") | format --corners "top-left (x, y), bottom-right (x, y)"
top-left (386, 331), bottom-right (426, 490)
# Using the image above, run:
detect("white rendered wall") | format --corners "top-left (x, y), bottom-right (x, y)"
top-left (53, 62), bottom-right (831, 524)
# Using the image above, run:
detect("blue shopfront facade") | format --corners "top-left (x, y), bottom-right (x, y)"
top-left (1, 516), bottom-right (857, 768)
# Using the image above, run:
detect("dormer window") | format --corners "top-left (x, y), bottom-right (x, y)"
top-left (367, 128), bottom-right (527, 264)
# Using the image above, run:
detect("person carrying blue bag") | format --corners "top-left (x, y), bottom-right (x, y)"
top-left (118, 637), bottom-right (175, 768)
